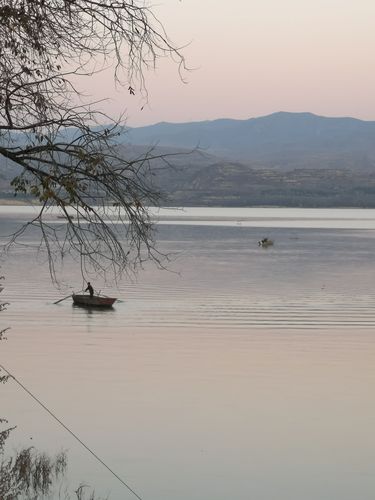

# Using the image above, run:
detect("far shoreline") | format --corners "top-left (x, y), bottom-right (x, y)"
top-left (0, 198), bottom-right (36, 206)
top-left (1, 199), bottom-right (375, 210)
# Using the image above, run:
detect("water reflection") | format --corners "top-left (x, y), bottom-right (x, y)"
top-left (1, 208), bottom-right (375, 500)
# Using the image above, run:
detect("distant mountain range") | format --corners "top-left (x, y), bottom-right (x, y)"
top-left (120, 112), bottom-right (375, 207)
top-left (124, 111), bottom-right (375, 166)
top-left (3, 112), bottom-right (375, 207)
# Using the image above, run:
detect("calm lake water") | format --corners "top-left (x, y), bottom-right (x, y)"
top-left (1, 207), bottom-right (375, 500)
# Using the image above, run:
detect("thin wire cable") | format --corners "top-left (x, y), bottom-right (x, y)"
top-left (0, 363), bottom-right (143, 500)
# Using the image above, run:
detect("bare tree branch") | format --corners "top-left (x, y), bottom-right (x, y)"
top-left (0, 0), bottom-right (187, 281)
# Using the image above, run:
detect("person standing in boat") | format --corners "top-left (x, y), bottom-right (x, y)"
top-left (85, 282), bottom-right (94, 298)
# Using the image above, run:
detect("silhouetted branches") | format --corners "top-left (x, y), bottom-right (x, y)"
top-left (0, 0), bottom-right (186, 280)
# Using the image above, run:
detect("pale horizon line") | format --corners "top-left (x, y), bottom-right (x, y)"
top-left (126, 110), bottom-right (375, 129)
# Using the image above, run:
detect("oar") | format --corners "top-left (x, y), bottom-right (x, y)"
top-left (53, 294), bottom-right (72, 305)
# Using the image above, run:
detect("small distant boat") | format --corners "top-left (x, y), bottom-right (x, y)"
top-left (258, 238), bottom-right (274, 247)
top-left (72, 294), bottom-right (117, 308)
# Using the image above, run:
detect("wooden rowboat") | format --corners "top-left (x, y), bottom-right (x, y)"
top-left (72, 294), bottom-right (117, 308)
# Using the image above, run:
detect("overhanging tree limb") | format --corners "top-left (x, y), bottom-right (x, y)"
top-left (0, 0), bottom-right (187, 281)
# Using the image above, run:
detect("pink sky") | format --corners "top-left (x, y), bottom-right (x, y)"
top-left (82, 0), bottom-right (375, 127)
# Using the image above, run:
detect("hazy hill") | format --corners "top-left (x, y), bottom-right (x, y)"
top-left (3, 112), bottom-right (375, 207)
top-left (124, 112), bottom-right (375, 167)
top-left (119, 112), bottom-right (375, 206)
